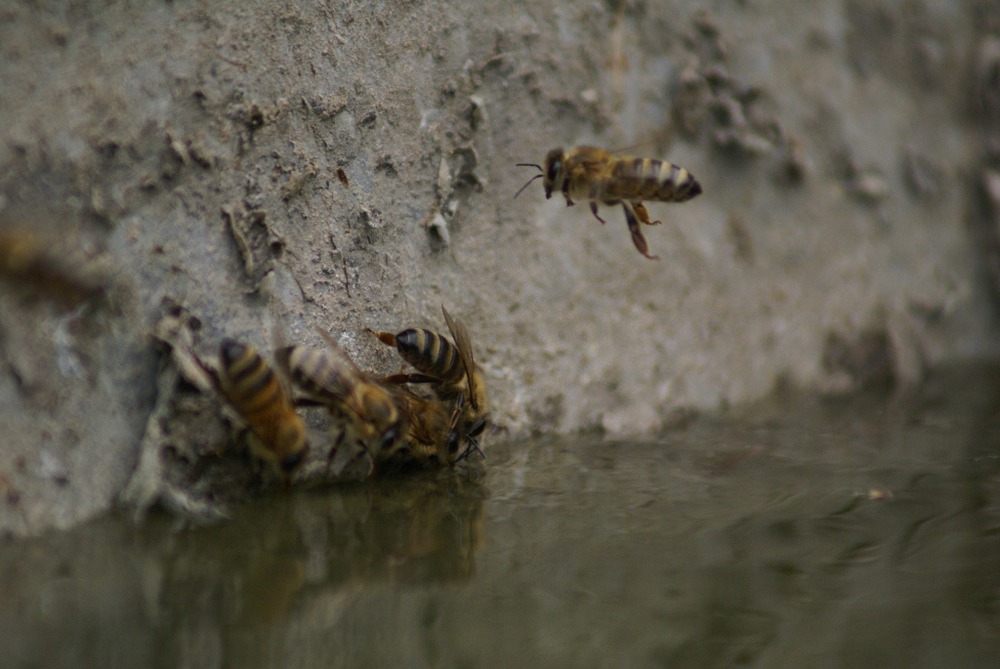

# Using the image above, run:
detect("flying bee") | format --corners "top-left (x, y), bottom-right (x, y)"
top-left (274, 331), bottom-right (405, 461)
top-left (516, 146), bottom-right (703, 259)
top-left (369, 306), bottom-right (489, 461)
top-left (216, 339), bottom-right (308, 478)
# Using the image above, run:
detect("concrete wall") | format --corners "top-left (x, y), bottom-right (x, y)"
top-left (1, 0), bottom-right (998, 535)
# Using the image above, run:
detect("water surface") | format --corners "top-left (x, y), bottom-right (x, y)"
top-left (1, 367), bottom-right (999, 668)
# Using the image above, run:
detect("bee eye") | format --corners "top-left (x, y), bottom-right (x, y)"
top-left (468, 419), bottom-right (486, 438)
top-left (380, 427), bottom-right (399, 450)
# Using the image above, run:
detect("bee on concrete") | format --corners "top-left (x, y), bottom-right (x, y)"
top-left (216, 339), bottom-right (308, 478)
top-left (370, 306), bottom-right (488, 461)
top-left (377, 387), bottom-right (456, 470)
top-left (516, 146), bottom-right (703, 259)
top-left (275, 331), bottom-right (405, 459)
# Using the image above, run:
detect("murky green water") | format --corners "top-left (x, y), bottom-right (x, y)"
top-left (2, 367), bottom-right (999, 668)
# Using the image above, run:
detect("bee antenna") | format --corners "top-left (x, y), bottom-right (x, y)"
top-left (456, 436), bottom-right (485, 463)
top-left (514, 173), bottom-right (543, 199)
top-left (455, 437), bottom-right (485, 462)
top-left (515, 163), bottom-right (543, 171)
top-left (455, 417), bottom-right (487, 462)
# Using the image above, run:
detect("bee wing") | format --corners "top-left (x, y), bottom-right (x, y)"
top-left (179, 344), bottom-right (221, 394)
top-left (441, 305), bottom-right (478, 409)
top-left (383, 372), bottom-right (442, 385)
top-left (313, 326), bottom-right (365, 376)
top-left (608, 142), bottom-right (651, 155)
top-left (273, 345), bottom-right (333, 411)
top-left (311, 328), bottom-right (405, 437)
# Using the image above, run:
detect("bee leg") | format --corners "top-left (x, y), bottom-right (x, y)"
top-left (457, 418), bottom-right (487, 462)
top-left (325, 428), bottom-right (347, 468)
top-left (444, 396), bottom-right (466, 462)
top-left (457, 436), bottom-right (485, 462)
top-left (383, 372), bottom-right (440, 385)
top-left (367, 328), bottom-right (397, 347)
top-left (293, 397), bottom-right (329, 408)
top-left (245, 432), bottom-right (283, 484)
top-left (633, 202), bottom-right (661, 226)
top-left (589, 201), bottom-right (607, 225)
top-left (622, 202), bottom-right (659, 260)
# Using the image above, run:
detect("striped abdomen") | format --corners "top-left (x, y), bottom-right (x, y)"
top-left (274, 345), bottom-right (356, 403)
top-left (219, 340), bottom-right (305, 471)
top-left (275, 344), bottom-right (402, 448)
top-left (607, 158), bottom-right (702, 203)
top-left (394, 328), bottom-right (466, 384)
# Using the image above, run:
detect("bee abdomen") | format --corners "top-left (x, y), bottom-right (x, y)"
top-left (654, 160), bottom-right (701, 202)
top-left (220, 341), bottom-right (303, 447)
top-left (220, 340), bottom-right (280, 410)
top-left (218, 340), bottom-right (307, 475)
top-left (613, 158), bottom-right (702, 203)
top-left (276, 346), bottom-right (346, 400)
top-left (394, 328), bottom-right (465, 382)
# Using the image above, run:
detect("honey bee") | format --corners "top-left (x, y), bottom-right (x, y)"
top-left (370, 306), bottom-right (488, 461)
top-left (516, 146), bottom-right (703, 259)
top-left (216, 339), bottom-right (308, 478)
top-left (378, 387), bottom-right (456, 470)
top-left (274, 331), bottom-right (405, 461)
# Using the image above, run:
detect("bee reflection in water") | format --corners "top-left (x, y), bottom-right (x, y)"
top-left (155, 470), bottom-right (486, 646)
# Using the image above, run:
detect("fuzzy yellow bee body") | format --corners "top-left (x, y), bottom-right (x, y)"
top-left (217, 340), bottom-right (308, 476)
top-left (517, 146), bottom-right (703, 259)
top-left (371, 306), bottom-right (489, 461)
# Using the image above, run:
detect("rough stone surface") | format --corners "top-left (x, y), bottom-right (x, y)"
top-left (0, 0), bottom-right (998, 535)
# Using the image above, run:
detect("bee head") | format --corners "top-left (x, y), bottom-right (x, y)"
top-left (516, 149), bottom-right (563, 200)
top-left (279, 444), bottom-right (308, 473)
top-left (275, 416), bottom-right (306, 460)
top-left (467, 417), bottom-right (487, 440)
top-left (447, 430), bottom-right (460, 456)
top-left (447, 418), bottom-right (487, 463)
top-left (274, 416), bottom-right (309, 475)
top-left (542, 147), bottom-right (566, 199)
top-left (378, 423), bottom-right (401, 451)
